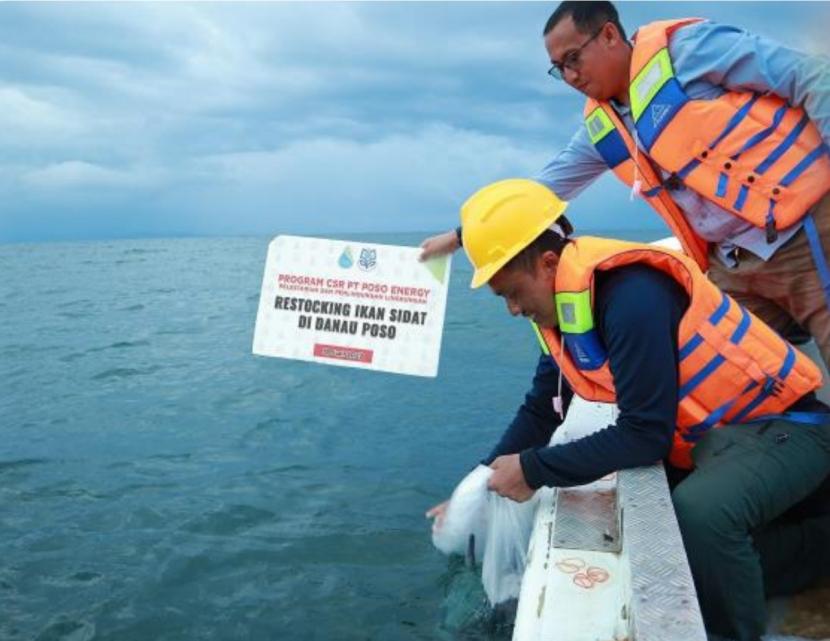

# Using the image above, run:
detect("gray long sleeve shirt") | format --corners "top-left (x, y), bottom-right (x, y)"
top-left (535, 20), bottom-right (830, 267)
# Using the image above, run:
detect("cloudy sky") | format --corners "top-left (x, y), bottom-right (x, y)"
top-left (2, 1), bottom-right (828, 243)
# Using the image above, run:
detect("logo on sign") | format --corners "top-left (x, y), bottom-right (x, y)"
top-left (358, 248), bottom-right (377, 272)
top-left (338, 247), bottom-right (354, 269)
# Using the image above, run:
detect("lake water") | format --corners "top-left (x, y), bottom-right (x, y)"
top-left (0, 230), bottom-right (665, 641)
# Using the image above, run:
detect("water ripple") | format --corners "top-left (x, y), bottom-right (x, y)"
top-left (181, 504), bottom-right (276, 536)
top-left (91, 366), bottom-right (161, 380)
top-left (0, 458), bottom-right (51, 474)
top-left (34, 618), bottom-right (96, 641)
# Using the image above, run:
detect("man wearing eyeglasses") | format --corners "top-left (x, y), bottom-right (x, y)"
top-left (420, 1), bottom-right (830, 376)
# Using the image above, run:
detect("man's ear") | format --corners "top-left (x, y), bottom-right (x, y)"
top-left (539, 250), bottom-right (560, 277)
top-left (602, 21), bottom-right (622, 47)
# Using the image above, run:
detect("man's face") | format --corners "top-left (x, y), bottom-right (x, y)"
top-left (488, 252), bottom-right (559, 328)
top-left (544, 15), bottom-right (621, 100)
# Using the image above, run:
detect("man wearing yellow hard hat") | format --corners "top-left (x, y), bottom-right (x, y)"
top-left (431, 178), bottom-right (830, 641)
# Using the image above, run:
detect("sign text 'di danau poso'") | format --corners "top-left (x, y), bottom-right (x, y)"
top-left (252, 236), bottom-right (451, 377)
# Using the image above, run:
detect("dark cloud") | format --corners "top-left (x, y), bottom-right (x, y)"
top-left (0, 2), bottom-right (825, 242)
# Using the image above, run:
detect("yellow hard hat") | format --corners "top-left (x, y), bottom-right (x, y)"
top-left (461, 179), bottom-right (568, 288)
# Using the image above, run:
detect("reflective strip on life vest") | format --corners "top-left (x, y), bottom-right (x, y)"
top-left (586, 108), bottom-right (615, 143)
top-left (630, 48), bottom-right (689, 151)
top-left (586, 108), bottom-right (630, 169)
top-left (634, 80), bottom-right (689, 152)
top-left (555, 290), bottom-right (594, 334)
top-left (556, 290), bottom-right (608, 371)
top-left (530, 320), bottom-right (551, 356)
top-left (630, 48), bottom-right (673, 123)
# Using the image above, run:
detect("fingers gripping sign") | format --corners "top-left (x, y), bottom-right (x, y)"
top-left (419, 229), bottom-right (460, 261)
top-left (488, 454), bottom-right (535, 502)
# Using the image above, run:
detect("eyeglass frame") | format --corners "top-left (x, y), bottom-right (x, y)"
top-left (547, 23), bottom-right (607, 81)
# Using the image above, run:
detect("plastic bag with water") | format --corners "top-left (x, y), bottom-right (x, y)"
top-left (432, 464), bottom-right (538, 607)
top-left (432, 465), bottom-right (491, 563)
top-left (481, 489), bottom-right (537, 606)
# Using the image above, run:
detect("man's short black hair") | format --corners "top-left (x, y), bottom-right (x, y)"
top-left (543, 1), bottom-right (627, 41)
top-left (502, 219), bottom-right (572, 276)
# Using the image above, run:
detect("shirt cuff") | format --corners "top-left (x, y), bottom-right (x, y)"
top-left (519, 448), bottom-right (546, 490)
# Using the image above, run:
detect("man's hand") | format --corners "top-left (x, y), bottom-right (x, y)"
top-left (488, 454), bottom-right (534, 502)
top-left (419, 230), bottom-right (460, 261)
top-left (425, 500), bottom-right (450, 533)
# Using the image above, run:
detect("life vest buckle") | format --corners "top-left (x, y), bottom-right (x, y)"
top-left (663, 172), bottom-right (684, 191)
top-left (762, 376), bottom-right (783, 397)
top-left (765, 215), bottom-right (779, 243)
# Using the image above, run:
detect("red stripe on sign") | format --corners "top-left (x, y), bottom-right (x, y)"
top-left (313, 343), bottom-right (374, 364)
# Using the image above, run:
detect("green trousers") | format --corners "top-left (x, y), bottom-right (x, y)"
top-left (671, 417), bottom-right (830, 641)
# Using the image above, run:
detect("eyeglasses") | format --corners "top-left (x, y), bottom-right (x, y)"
top-left (547, 24), bottom-right (605, 81)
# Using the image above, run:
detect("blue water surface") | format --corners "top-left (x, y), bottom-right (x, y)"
top-left (0, 231), bottom-right (659, 641)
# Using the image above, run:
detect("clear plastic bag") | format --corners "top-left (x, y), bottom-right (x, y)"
top-left (481, 491), bottom-right (538, 606)
top-left (432, 465), bottom-right (491, 564)
top-left (432, 465), bottom-right (538, 606)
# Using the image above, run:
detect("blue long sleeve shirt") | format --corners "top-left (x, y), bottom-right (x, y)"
top-left (484, 264), bottom-right (688, 488)
top-left (534, 20), bottom-right (830, 267)
top-left (484, 263), bottom-right (829, 489)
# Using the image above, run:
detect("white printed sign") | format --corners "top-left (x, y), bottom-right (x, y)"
top-left (252, 235), bottom-right (452, 377)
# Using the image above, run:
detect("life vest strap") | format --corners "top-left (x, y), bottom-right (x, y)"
top-left (702, 94), bottom-right (768, 208)
top-left (741, 411), bottom-right (830, 426)
top-left (804, 211), bottom-right (830, 310)
top-left (766, 204), bottom-right (779, 243)
top-left (760, 140), bottom-right (826, 241)
top-left (733, 103), bottom-right (789, 159)
top-left (679, 306), bottom-right (754, 399)
top-left (716, 172), bottom-right (729, 199)
top-left (730, 344), bottom-right (796, 424)
top-left (734, 183), bottom-right (751, 212)
top-left (755, 114), bottom-right (810, 175)
top-left (678, 293), bottom-right (731, 362)
top-left (681, 308), bottom-right (770, 396)
top-left (642, 174), bottom-right (683, 198)
top-left (779, 141), bottom-right (829, 188)
top-left (681, 380), bottom-right (760, 443)
top-left (697, 318), bottom-right (767, 382)
top-left (739, 118), bottom-right (821, 225)
top-left (709, 93), bottom-right (760, 150)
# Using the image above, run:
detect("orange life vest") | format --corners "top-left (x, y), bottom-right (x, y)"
top-left (535, 237), bottom-right (823, 469)
top-left (583, 18), bottom-right (830, 270)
